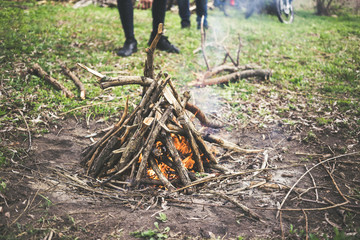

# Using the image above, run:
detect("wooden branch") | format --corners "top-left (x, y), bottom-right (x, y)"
top-left (189, 69), bottom-right (272, 87)
top-left (29, 63), bottom-right (74, 98)
top-left (276, 151), bottom-right (360, 218)
top-left (192, 128), bottom-right (218, 165)
top-left (61, 63), bottom-right (86, 99)
top-left (161, 130), bottom-right (192, 186)
top-left (77, 63), bottom-right (105, 79)
top-left (200, 16), bottom-right (210, 70)
top-left (185, 102), bottom-right (223, 128)
top-left (163, 86), bottom-right (209, 170)
top-left (202, 65), bottom-right (239, 80)
top-left (89, 134), bottom-right (121, 178)
top-left (222, 45), bottom-right (238, 67)
top-left (202, 134), bottom-right (263, 153)
top-left (236, 35), bottom-right (242, 66)
top-left (149, 155), bottom-right (176, 190)
top-left (81, 98), bottom-right (134, 167)
top-left (208, 190), bottom-right (263, 221)
top-left (114, 118), bottom-right (151, 172)
top-left (177, 116), bottom-right (204, 172)
top-left (100, 76), bottom-right (154, 89)
top-left (134, 106), bottom-right (173, 187)
top-left (144, 23), bottom-right (163, 79)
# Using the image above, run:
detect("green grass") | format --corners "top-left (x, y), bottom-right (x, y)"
top-left (0, 1), bottom-right (359, 163)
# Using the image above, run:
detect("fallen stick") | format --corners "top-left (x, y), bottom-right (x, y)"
top-left (61, 63), bottom-right (86, 100)
top-left (77, 63), bottom-right (105, 79)
top-left (189, 69), bottom-right (272, 87)
top-left (18, 110), bottom-right (31, 152)
top-left (100, 76), bottom-right (154, 88)
top-left (276, 152), bottom-right (360, 218)
top-left (208, 190), bottom-right (263, 221)
top-left (29, 63), bottom-right (74, 98)
top-left (202, 133), bottom-right (263, 153)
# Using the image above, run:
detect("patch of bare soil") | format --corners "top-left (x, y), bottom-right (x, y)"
top-left (0, 116), bottom-right (359, 240)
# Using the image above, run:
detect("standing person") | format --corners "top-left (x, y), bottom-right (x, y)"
top-left (116, 0), bottom-right (180, 57)
top-left (177, 0), bottom-right (208, 29)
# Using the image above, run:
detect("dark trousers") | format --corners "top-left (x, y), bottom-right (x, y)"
top-left (117, 0), bottom-right (167, 41)
top-left (178, 0), bottom-right (208, 27)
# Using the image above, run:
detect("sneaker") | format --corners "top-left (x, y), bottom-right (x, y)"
top-left (148, 35), bottom-right (180, 53)
top-left (116, 39), bottom-right (137, 57)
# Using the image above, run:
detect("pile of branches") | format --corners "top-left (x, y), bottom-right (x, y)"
top-left (80, 24), bottom-right (238, 190)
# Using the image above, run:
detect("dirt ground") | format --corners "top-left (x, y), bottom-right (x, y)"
top-left (1, 107), bottom-right (359, 240)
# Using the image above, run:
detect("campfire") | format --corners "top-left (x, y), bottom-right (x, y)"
top-left (80, 24), bottom-right (261, 190)
top-left (79, 24), bottom-right (226, 190)
top-left (80, 76), bottom-right (223, 190)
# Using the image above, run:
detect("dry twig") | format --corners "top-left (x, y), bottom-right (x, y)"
top-left (276, 152), bottom-right (359, 218)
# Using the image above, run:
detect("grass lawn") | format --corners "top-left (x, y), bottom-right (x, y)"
top-left (1, 1), bottom-right (358, 122)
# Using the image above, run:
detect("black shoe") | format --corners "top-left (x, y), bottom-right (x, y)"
top-left (116, 39), bottom-right (137, 57)
top-left (181, 21), bottom-right (191, 29)
top-left (148, 35), bottom-right (180, 53)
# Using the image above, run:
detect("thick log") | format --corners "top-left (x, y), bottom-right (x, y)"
top-left (189, 69), bottom-right (272, 87)
top-left (29, 63), bottom-right (74, 98)
top-left (60, 63), bottom-right (86, 99)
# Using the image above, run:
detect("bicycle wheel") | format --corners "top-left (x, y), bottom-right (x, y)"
top-left (276, 0), bottom-right (294, 24)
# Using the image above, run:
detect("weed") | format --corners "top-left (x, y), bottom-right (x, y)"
top-left (130, 222), bottom-right (170, 240)
top-left (156, 213), bottom-right (168, 223)
top-left (0, 180), bottom-right (6, 192)
top-left (39, 194), bottom-right (52, 208)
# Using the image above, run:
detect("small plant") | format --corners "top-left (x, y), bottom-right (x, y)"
top-left (0, 179), bottom-right (6, 193)
top-left (156, 213), bottom-right (168, 222)
top-left (39, 194), bottom-right (52, 208)
top-left (131, 222), bottom-right (170, 240)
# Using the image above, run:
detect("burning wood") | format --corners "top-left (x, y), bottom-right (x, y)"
top-left (81, 78), bottom-right (221, 189)
top-left (80, 24), bottom-right (261, 191)
top-left (80, 24), bottom-right (226, 190)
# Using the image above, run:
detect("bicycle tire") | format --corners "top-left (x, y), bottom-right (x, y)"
top-left (276, 0), bottom-right (294, 24)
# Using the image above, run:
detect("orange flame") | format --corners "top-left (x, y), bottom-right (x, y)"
top-left (146, 134), bottom-right (196, 180)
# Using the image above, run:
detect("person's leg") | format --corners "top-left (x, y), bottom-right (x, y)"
top-left (196, 0), bottom-right (208, 29)
top-left (177, 0), bottom-right (191, 28)
top-left (117, 0), bottom-right (136, 41)
top-left (151, 0), bottom-right (166, 38)
top-left (149, 0), bottom-right (180, 53)
top-left (116, 0), bottom-right (137, 56)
